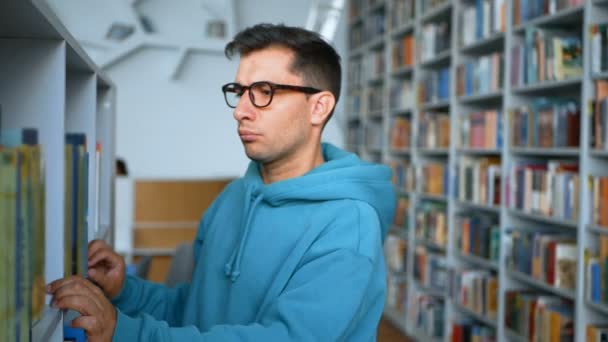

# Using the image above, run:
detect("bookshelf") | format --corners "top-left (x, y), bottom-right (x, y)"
top-left (346, 0), bottom-right (606, 341)
top-left (0, 0), bottom-right (116, 341)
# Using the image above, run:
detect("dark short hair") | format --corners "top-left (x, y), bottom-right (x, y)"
top-left (225, 23), bottom-right (341, 123)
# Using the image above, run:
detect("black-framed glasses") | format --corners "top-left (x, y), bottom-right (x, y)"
top-left (221, 81), bottom-right (322, 108)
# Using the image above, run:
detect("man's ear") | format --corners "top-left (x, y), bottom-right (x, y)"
top-left (310, 91), bottom-right (336, 126)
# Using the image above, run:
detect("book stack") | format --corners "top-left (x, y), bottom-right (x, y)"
top-left (457, 157), bottom-right (501, 207)
top-left (504, 291), bottom-right (574, 341)
top-left (347, 120), bottom-right (363, 147)
top-left (386, 273), bottom-right (408, 314)
top-left (587, 325), bottom-right (608, 342)
top-left (418, 68), bottom-right (450, 105)
top-left (348, 91), bottom-right (362, 116)
top-left (348, 0), bottom-right (363, 21)
top-left (392, 34), bottom-right (414, 69)
top-left (389, 159), bottom-right (415, 193)
top-left (64, 133), bottom-right (90, 278)
top-left (416, 202), bottom-right (447, 248)
top-left (365, 49), bottom-right (385, 81)
top-left (365, 10), bottom-right (385, 41)
top-left (585, 236), bottom-right (608, 307)
top-left (590, 176), bottom-right (608, 228)
top-left (350, 25), bottom-right (364, 50)
top-left (419, 163), bottom-right (449, 197)
top-left (459, 110), bottom-right (503, 149)
top-left (451, 321), bottom-right (495, 341)
top-left (592, 80), bottom-right (608, 150)
top-left (394, 196), bottom-right (410, 231)
top-left (385, 234), bottom-right (408, 274)
top-left (390, 0), bottom-right (415, 29)
top-left (418, 21), bottom-right (451, 63)
top-left (513, 0), bottom-right (585, 26)
top-left (509, 160), bottom-right (580, 221)
top-left (390, 117), bottom-right (412, 150)
top-left (509, 99), bottom-right (580, 149)
top-left (348, 58), bottom-right (363, 88)
top-left (448, 269), bottom-right (499, 320)
top-left (510, 27), bottom-right (583, 88)
top-left (457, 214), bottom-right (500, 262)
top-left (591, 24), bottom-right (608, 74)
top-left (0, 128), bottom-right (46, 341)
top-left (506, 230), bottom-right (577, 291)
top-left (408, 288), bottom-right (445, 339)
top-left (417, 112), bottom-right (450, 149)
top-left (390, 79), bottom-right (415, 110)
top-left (414, 247), bottom-right (448, 292)
top-left (456, 52), bottom-right (503, 97)
top-left (364, 121), bottom-right (383, 150)
top-left (459, 0), bottom-right (506, 47)
top-left (367, 85), bottom-right (385, 113)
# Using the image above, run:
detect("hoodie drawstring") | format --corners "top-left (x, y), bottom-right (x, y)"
top-left (224, 187), bottom-right (264, 282)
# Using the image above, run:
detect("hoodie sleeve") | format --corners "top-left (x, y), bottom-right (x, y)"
top-left (110, 189), bottom-right (222, 324)
top-left (111, 201), bottom-right (385, 342)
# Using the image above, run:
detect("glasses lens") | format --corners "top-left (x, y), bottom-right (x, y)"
top-left (223, 84), bottom-right (242, 108)
top-left (250, 82), bottom-right (273, 107)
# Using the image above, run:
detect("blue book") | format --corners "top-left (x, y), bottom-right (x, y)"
top-left (591, 261), bottom-right (601, 303)
top-left (475, 0), bottom-right (483, 40)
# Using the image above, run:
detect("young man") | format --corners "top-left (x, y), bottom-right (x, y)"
top-left (48, 23), bottom-right (396, 341)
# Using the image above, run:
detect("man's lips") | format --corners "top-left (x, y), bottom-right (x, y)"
top-left (238, 129), bottom-right (259, 142)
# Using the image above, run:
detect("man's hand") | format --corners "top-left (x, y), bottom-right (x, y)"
top-left (47, 276), bottom-right (116, 342)
top-left (87, 240), bottom-right (126, 299)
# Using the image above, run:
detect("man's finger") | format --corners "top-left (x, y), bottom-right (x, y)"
top-left (51, 279), bottom-right (106, 313)
top-left (47, 275), bottom-right (84, 294)
top-left (53, 294), bottom-right (99, 316)
top-left (88, 248), bottom-right (119, 268)
top-left (70, 316), bottom-right (98, 334)
top-left (87, 239), bottom-right (109, 258)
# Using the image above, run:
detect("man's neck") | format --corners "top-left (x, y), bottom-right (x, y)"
top-left (260, 143), bottom-right (325, 184)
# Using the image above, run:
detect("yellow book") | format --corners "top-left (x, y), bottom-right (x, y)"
top-left (3, 150), bottom-right (18, 342)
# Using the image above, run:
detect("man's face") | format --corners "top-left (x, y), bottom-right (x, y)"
top-left (233, 46), bottom-right (312, 164)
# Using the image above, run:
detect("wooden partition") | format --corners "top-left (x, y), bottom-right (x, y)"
top-left (133, 179), bottom-right (232, 282)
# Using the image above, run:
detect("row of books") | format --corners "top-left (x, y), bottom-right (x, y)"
top-left (415, 202), bottom-right (447, 248)
top-left (350, 25), bottom-right (365, 50)
top-left (0, 128), bottom-right (45, 342)
top-left (364, 120), bottom-right (383, 150)
top-left (348, 0), bottom-right (364, 21)
top-left (418, 21), bottom-right (451, 63)
top-left (417, 112), bottom-right (450, 149)
top-left (591, 24), bottom-right (608, 74)
top-left (414, 247), bottom-right (448, 291)
top-left (347, 121), bottom-right (363, 147)
top-left (457, 214), bottom-right (500, 262)
top-left (506, 230), bottom-right (577, 291)
top-left (459, 0), bottom-right (506, 48)
top-left (511, 27), bottom-right (583, 87)
top-left (508, 161), bottom-right (580, 221)
top-left (386, 274), bottom-right (408, 314)
top-left (390, 0), bottom-right (415, 30)
top-left (391, 34), bottom-right (414, 70)
top-left (456, 53), bottom-right (503, 97)
top-left (592, 80), bottom-right (608, 150)
top-left (587, 324), bottom-right (608, 342)
top-left (418, 67), bottom-right (450, 104)
top-left (347, 59), bottom-right (363, 88)
top-left (457, 157), bottom-right (502, 207)
top-left (504, 291), bottom-right (573, 341)
top-left (513, 0), bottom-right (585, 27)
top-left (367, 85), bottom-right (384, 113)
top-left (509, 99), bottom-right (580, 149)
top-left (389, 79), bottom-right (415, 111)
top-left (585, 235), bottom-right (608, 306)
top-left (591, 175), bottom-right (608, 228)
top-left (459, 110), bottom-right (503, 150)
top-left (348, 90), bottom-right (362, 115)
top-left (448, 269), bottom-right (499, 320)
top-left (385, 234), bottom-right (408, 274)
top-left (389, 116), bottom-right (411, 150)
top-left (420, 0), bottom-right (449, 17)
top-left (393, 196), bottom-right (410, 231)
top-left (365, 11), bottom-right (386, 42)
top-left (420, 163), bottom-right (449, 197)
top-left (364, 49), bottom-right (385, 81)
top-left (450, 321), bottom-right (495, 342)
top-left (389, 160), bottom-right (415, 193)
top-left (408, 290), bottom-right (445, 339)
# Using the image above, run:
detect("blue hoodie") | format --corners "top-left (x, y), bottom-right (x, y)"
top-left (111, 143), bottom-right (396, 341)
